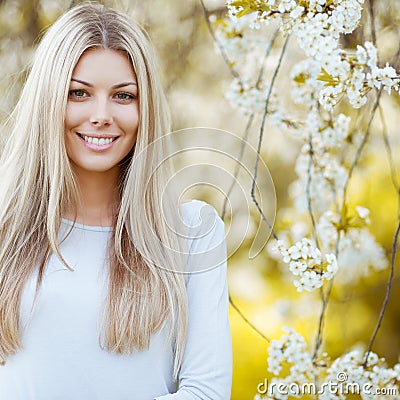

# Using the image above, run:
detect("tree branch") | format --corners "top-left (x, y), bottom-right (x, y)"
top-left (199, 0), bottom-right (242, 84)
top-left (251, 35), bottom-right (290, 241)
top-left (229, 294), bottom-right (270, 343)
top-left (222, 30), bottom-right (279, 221)
top-left (364, 212), bottom-right (400, 366)
top-left (368, 0), bottom-right (377, 59)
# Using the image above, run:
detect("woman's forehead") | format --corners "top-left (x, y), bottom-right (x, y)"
top-left (72, 48), bottom-right (137, 84)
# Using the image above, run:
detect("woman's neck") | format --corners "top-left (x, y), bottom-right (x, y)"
top-left (64, 167), bottom-right (120, 226)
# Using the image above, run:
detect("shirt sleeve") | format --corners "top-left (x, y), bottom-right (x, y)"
top-left (154, 201), bottom-right (232, 400)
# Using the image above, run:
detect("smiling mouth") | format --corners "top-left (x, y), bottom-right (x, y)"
top-left (76, 133), bottom-right (119, 145)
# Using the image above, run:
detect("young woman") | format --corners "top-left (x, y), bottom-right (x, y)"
top-left (0, 3), bottom-right (231, 399)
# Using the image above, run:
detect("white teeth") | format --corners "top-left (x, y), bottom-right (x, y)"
top-left (82, 135), bottom-right (114, 146)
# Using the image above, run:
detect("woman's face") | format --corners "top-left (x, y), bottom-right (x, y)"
top-left (64, 48), bottom-right (139, 176)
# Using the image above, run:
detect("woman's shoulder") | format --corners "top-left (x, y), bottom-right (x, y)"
top-left (179, 199), bottom-right (227, 275)
top-left (179, 199), bottom-right (224, 231)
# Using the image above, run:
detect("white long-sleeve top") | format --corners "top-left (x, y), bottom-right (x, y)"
top-left (0, 200), bottom-right (232, 400)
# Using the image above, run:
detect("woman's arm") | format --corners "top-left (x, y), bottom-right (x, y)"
top-left (155, 201), bottom-right (232, 400)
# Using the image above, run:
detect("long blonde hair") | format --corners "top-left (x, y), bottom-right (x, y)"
top-left (0, 2), bottom-right (188, 378)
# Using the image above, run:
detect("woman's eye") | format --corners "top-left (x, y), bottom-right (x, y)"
top-left (69, 89), bottom-right (87, 99)
top-left (115, 92), bottom-right (135, 102)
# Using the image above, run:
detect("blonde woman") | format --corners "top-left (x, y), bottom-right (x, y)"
top-left (0, 3), bottom-right (231, 399)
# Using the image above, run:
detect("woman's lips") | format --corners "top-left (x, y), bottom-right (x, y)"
top-left (76, 132), bottom-right (119, 151)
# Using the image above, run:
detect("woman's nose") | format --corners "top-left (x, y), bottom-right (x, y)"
top-left (89, 98), bottom-right (113, 126)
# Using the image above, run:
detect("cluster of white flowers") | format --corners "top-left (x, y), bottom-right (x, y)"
top-left (213, 9), bottom-right (296, 122)
top-left (289, 142), bottom-right (348, 213)
top-left (225, 3), bottom-right (391, 290)
top-left (257, 328), bottom-right (315, 399)
top-left (265, 327), bottom-right (314, 397)
top-left (225, 78), bottom-right (294, 122)
top-left (213, 13), bottom-right (271, 80)
top-left (322, 349), bottom-right (400, 400)
top-left (219, 4), bottom-right (398, 400)
top-left (274, 238), bottom-right (338, 292)
top-left (225, 77), bottom-right (271, 115)
top-left (228, 0), bottom-right (399, 111)
top-left (283, 105), bottom-right (352, 214)
top-left (228, 0), bottom-right (363, 41)
top-left (318, 41), bottom-right (399, 110)
top-left (290, 59), bottom-right (325, 106)
top-left (271, 205), bottom-right (387, 286)
top-left (317, 209), bottom-right (388, 284)
top-left (257, 330), bottom-right (400, 400)
top-left (291, 108), bottom-right (350, 150)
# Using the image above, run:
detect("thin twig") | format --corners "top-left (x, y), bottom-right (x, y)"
top-left (229, 295), bottom-right (270, 342)
top-left (199, 0), bottom-right (274, 345)
top-left (222, 30), bottom-right (279, 220)
top-left (313, 287), bottom-right (328, 362)
top-left (344, 40), bottom-right (400, 207)
top-left (199, 0), bottom-right (242, 84)
top-left (379, 105), bottom-right (399, 190)
top-left (314, 281), bottom-right (338, 359)
top-left (342, 88), bottom-right (382, 205)
top-left (391, 43), bottom-right (400, 66)
top-left (368, 0), bottom-right (377, 59)
top-left (253, 35), bottom-right (290, 178)
top-left (363, 28), bottom-right (400, 367)
top-left (200, 0), bottom-right (282, 239)
top-left (312, 86), bottom-right (384, 356)
top-left (313, 220), bottom-right (341, 360)
top-left (305, 130), bottom-right (321, 250)
top-left (313, 254), bottom-right (339, 360)
top-left (362, 63), bottom-right (400, 364)
top-left (251, 35), bottom-right (290, 241)
top-left (364, 212), bottom-right (400, 366)
top-left (336, 273), bottom-right (400, 303)
top-left (307, 132), bottom-right (333, 361)
top-left (255, 29), bottom-right (280, 88)
top-left (221, 114), bottom-right (254, 221)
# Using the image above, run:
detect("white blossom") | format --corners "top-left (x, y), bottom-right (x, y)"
top-left (324, 349), bottom-right (400, 400)
top-left (356, 205), bottom-right (370, 222)
top-left (276, 238), bottom-right (338, 291)
top-left (221, 4), bottom-right (400, 399)
top-left (317, 211), bottom-right (388, 283)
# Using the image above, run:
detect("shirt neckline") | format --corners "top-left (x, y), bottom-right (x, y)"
top-left (61, 218), bottom-right (114, 232)
top-left (61, 200), bottom-right (198, 233)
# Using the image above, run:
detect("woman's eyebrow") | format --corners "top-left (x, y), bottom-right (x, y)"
top-left (112, 82), bottom-right (137, 89)
top-left (70, 78), bottom-right (137, 89)
top-left (71, 78), bottom-right (92, 87)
